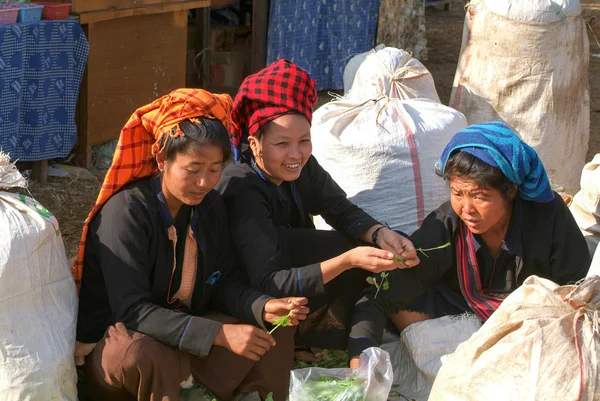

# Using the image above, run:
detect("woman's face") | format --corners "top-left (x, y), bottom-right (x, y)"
top-left (449, 177), bottom-right (513, 235)
top-left (157, 145), bottom-right (224, 212)
top-left (248, 114), bottom-right (312, 185)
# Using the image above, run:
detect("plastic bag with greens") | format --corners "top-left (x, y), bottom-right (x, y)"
top-left (289, 347), bottom-right (393, 401)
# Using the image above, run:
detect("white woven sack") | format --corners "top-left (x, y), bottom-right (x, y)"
top-left (343, 45), bottom-right (440, 102)
top-left (0, 155), bottom-right (77, 401)
top-left (313, 46), bottom-right (467, 234)
top-left (381, 314), bottom-right (481, 401)
top-left (429, 275), bottom-right (600, 401)
top-left (570, 153), bottom-right (600, 257)
top-left (450, 1), bottom-right (589, 192)
top-left (480, 0), bottom-right (581, 23)
top-left (312, 98), bottom-right (466, 234)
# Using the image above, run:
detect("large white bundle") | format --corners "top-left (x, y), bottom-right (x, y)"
top-left (450, 0), bottom-right (589, 193)
top-left (570, 153), bottom-right (600, 257)
top-left (381, 314), bottom-right (481, 401)
top-left (312, 46), bottom-right (467, 234)
top-left (0, 153), bottom-right (78, 401)
top-left (429, 276), bottom-right (600, 401)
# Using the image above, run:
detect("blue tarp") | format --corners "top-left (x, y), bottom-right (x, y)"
top-left (0, 19), bottom-right (88, 161)
top-left (267, 0), bottom-right (381, 90)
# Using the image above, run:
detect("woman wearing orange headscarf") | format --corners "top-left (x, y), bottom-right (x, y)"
top-left (74, 89), bottom-right (308, 401)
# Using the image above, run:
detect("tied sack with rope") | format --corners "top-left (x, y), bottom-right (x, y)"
top-left (0, 151), bottom-right (78, 400)
top-left (429, 275), bottom-right (600, 401)
top-left (311, 45), bottom-right (467, 235)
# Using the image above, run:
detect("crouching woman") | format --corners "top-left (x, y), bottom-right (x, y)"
top-left (348, 121), bottom-right (591, 367)
top-left (72, 89), bottom-right (308, 401)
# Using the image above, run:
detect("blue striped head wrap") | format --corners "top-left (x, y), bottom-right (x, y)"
top-left (439, 121), bottom-right (554, 202)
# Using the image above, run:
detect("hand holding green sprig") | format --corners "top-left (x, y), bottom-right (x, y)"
top-left (268, 310), bottom-right (293, 334)
top-left (395, 241), bottom-right (451, 263)
top-left (366, 242), bottom-right (451, 297)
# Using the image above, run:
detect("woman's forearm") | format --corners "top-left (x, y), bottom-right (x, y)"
top-left (320, 252), bottom-right (353, 284)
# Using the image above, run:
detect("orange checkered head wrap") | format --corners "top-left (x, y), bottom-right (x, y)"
top-left (72, 88), bottom-right (233, 291)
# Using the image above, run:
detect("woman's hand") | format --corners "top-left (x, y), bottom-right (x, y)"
top-left (345, 246), bottom-right (398, 273)
top-left (263, 297), bottom-right (309, 326)
top-left (214, 324), bottom-right (276, 361)
top-left (349, 356), bottom-right (360, 369)
top-left (376, 228), bottom-right (420, 269)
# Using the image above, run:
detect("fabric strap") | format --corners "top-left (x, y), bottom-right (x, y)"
top-left (456, 223), bottom-right (508, 320)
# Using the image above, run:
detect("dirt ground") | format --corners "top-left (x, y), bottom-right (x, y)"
top-left (28, 4), bottom-right (600, 260)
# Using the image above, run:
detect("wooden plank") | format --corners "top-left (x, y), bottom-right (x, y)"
top-left (77, 0), bottom-right (209, 24)
top-left (31, 160), bottom-right (48, 184)
top-left (251, 0), bottom-right (268, 73)
top-left (211, 0), bottom-right (239, 9)
top-left (53, 0), bottom-right (198, 14)
top-left (84, 11), bottom-right (188, 146)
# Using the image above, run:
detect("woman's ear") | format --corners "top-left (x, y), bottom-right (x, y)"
top-left (509, 184), bottom-right (518, 201)
top-left (248, 136), bottom-right (260, 158)
top-left (156, 152), bottom-right (167, 171)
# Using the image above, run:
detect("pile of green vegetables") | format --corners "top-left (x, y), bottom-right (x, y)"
top-left (300, 376), bottom-right (365, 401)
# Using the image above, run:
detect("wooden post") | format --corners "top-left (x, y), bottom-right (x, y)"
top-left (251, 0), bottom-right (269, 73)
top-left (196, 7), bottom-right (211, 88)
top-left (31, 160), bottom-right (48, 184)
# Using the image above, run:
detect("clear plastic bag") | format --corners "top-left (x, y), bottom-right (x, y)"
top-left (289, 347), bottom-right (393, 401)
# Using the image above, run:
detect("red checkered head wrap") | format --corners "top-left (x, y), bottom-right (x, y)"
top-left (230, 59), bottom-right (317, 161)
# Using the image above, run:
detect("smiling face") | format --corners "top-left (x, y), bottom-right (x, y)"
top-left (449, 177), bottom-right (513, 235)
top-left (157, 145), bottom-right (224, 217)
top-left (248, 114), bottom-right (312, 185)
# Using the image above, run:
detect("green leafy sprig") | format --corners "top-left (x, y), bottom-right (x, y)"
top-left (395, 241), bottom-right (451, 263)
top-left (367, 242), bottom-right (452, 297)
top-left (268, 310), bottom-right (293, 334)
top-left (366, 272), bottom-right (389, 299)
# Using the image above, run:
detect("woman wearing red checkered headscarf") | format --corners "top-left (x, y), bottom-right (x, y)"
top-left (74, 89), bottom-right (309, 401)
top-left (216, 60), bottom-right (420, 359)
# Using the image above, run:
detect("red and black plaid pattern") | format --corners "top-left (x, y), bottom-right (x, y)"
top-left (72, 88), bottom-right (233, 291)
top-left (230, 59), bottom-right (317, 160)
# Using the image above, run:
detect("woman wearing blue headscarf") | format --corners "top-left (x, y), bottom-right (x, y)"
top-left (347, 121), bottom-right (591, 367)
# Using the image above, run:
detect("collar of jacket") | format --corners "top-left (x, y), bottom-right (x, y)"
top-left (149, 174), bottom-right (219, 254)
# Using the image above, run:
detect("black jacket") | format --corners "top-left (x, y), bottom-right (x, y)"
top-left (348, 194), bottom-right (591, 357)
top-left (215, 154), bottom-right (380, 298)
top-left (77, 176), bottom-right (270, 358)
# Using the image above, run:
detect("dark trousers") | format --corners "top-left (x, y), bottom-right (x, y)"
top-left (83, 316), bottom-right (294, 401)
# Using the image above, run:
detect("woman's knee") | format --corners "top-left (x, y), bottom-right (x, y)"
top-left (390, 310), bottom-right (432, 332)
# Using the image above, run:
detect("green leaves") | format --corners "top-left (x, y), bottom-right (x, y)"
top-left (265, 392), bottom-right (274, 401)
top-left (365, 271), bottom-right (390, 299)
top-left (268, 310), bottom-right (293, 334)
top-left (371, 242), bottom-right (452, 298)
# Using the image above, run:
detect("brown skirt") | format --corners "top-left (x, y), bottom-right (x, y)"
top-left (83, 316), bottom-right (294, 401)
